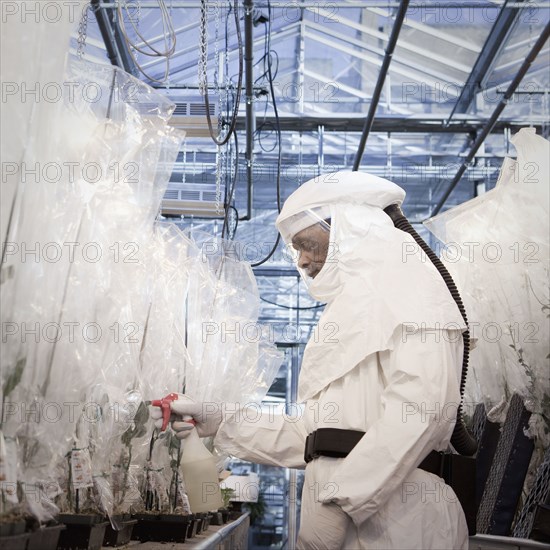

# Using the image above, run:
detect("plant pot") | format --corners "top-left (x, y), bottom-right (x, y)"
top-left (210, 512), bottom-right (224, 525)
top-left (57, 514), bottom-right (109, 550)
top-left (130, 513), bottom-right (159, 540)
top-left (0, 520), bottom-right (26, 537)
top-left (186, 515), bottom-right (198, 539)
top-left (131, 513), bottom-right (190, 543)
top-left (0, 532), bottom-right (31, 550)
top-left (195, 512), bottom-right (207, 533)
top-left (228, 510), bottom-right (242, 521)
top-left (58, 514), bottom-right (104, 526)
top-left (109, 513), bottom-right (132, 525)
top-left (27, 524), bottom-right (65, 550)
top-left (204, 512), bottom-right (212, 529)
top-left (131, 512), bottom-right (159, 522)
top-left (221, 509), bottom-right (229, 523)
top-left (102, 519), bottom-right (137, 547)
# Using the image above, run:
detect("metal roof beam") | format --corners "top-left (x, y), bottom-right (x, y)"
top-left (91, 0), bottom-right (137, 75)
top-left (134, 19), bottom-right (198, 49)
top-left (302, 67), bottom-right (411, 116)
top-left (445, 0), bottom-right (528, 124)
top-left (304, 28), bottom-right (456, 91)
top-left (224, 115), bottom-right (547, 133)
top-left (149, 22), bottom-right (299, 79)
top-left (366, 7), bottom-right (482, 52)
top-left (353, 0), bottom-right (410, 170)
top-left (493, 45), bottom-right (549, 72)
top-left (306, 20), bottom-right (463, 85)
top-left (308, 7), bottom-right (472, 74)
top-left (97, 2), bottom-right (550, 8)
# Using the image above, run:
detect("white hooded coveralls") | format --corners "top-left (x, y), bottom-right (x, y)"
top-left (215, 172), bottom-right (469, 549)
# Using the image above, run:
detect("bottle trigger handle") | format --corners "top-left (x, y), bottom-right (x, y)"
top-left (150, 392), bottom-right (179, 432)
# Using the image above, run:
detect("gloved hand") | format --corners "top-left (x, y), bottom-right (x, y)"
top-left (296, 500), bottom-right (350, 550)
top-left (150, 394), bottom-right (223, 439)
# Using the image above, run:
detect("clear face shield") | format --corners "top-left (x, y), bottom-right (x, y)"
top-left (278, 207), bottom-right (332, 284)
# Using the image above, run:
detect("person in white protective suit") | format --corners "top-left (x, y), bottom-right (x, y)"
top-left (153, 171), bottom-right (469, 549)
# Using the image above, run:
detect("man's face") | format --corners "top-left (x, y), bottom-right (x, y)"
top-left (291, 223), bottom-right (330, 279)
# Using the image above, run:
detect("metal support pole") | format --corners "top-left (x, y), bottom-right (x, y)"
top-left (91, 0), bottom-right (137, 75)
top-left (352, 0), bottom-right (409, 171)
top-left (286, 344), bottom-right (300, 549)
top-left (244, 0), bottom-right (255, 219)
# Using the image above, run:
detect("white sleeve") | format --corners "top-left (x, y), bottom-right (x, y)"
top-left (214, 405), bottom-right (308, 469)
top-left (318, 328), bottom-right (463, 525)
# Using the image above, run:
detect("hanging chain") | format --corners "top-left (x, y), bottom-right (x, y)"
top-left (213, 2), bottom-right (223, 136)
top-left (222, 1), bottom-right (231, 138)
top-left (198, 1), bottom-right (209, 96)
top-left (213, 2), bottom-right (220, 89)
top-left (77, 3), bottom-right (90, 60)
top-left (136, 0), bottom-right (142, 32)
top-left (215, 145), bottom-right (224, 215)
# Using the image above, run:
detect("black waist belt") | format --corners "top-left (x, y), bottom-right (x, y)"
top-left (304, 428), bottom-right (447, 476)
top-left (304, 428), bottom-right (365, 462)
top-left (304, 428), bottom-right (477, 536)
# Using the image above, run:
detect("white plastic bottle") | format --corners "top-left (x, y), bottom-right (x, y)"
top-left (180, 427), bottom-right (223, 513)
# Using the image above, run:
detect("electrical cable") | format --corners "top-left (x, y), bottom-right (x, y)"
top-left (251, 0), bottom-right (282, 268)
top-left (222, 131), bottom-right (239, 239)
top-left (254, 22), bottom-right (279, 153)
top-left (116, 0), bottom-right (177, 84)
top-left (119, 1), bottom-right (176, 56)
top-left (384, 204), bottom-right (478, 456)
top-left (201, 0), bottom-right (243, 146)
top-left (260, 297), bottom-right (326, 310)
top-left (228, 205), bottom-right (239, 237)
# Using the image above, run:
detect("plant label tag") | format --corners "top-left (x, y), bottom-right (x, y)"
top-left (71, 449), bottom-right (93, 489)
top-left (177, 480), bottom-right (192, 514)
top-left (0, 433), bottom-right (19, 504)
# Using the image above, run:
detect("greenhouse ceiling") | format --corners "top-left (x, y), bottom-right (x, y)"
top-left (72, 0), bottom-right (550, 333)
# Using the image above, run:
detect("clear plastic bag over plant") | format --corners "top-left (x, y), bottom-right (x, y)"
top-left (2, 51), bottom-right (183, 522)
top-left (424, 128), bottom-right (550, 446)
top-left (130, 223), bottom-right (197, 515)
top-left (183, 231), bottom-right (283, 405)
top-left (139, 223), bottom-right (193, 401)
top-left (0, 0), bottom-right (89, 249)
top-left (0, 2), bottom-right (89, 523)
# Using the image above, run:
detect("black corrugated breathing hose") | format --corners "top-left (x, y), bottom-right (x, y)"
top-left (384, 204), bottom-right (478, 456)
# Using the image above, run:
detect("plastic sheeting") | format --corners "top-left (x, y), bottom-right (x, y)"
top-left (184, 232), bottom-right (280, 404)
top-left (1, 1), bottom-right (88, 522)
top-left (424, 128), bottom-right (550, 449)
top-left (0, 47), bottom-right (184, 522)
top-left (1, 44), bottom-right (282, 523)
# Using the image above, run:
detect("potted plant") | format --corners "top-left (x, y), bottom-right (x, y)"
top-left (244, 492), bottom-right (266, 526)
top-left (131, 429), bottom-right (191, 543)
top-left (215, 487), bottom-right (235, 525)
top-left (56, 402), bottom-right (110, 550)
top-left (103, 398), bottom-right (149, 547)
top-left (0, 358), bottom-right (29, 549)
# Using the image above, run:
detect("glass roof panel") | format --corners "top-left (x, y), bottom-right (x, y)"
top-left (73, 0), bottom-right (549, 328)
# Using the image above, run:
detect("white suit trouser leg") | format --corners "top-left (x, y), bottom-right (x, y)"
top-left (296, 459), bottom-right (468, 550)
top-left (296, 462), bottom-right (353, 550)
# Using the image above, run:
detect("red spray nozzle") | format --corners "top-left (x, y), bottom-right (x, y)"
top-left (150, 392), bottom-right (180, 432)
top-left (150, 393), bottom-right (196, 432)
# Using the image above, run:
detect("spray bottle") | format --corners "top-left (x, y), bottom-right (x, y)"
top-left (151, 393), bottom-right (222, 513)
